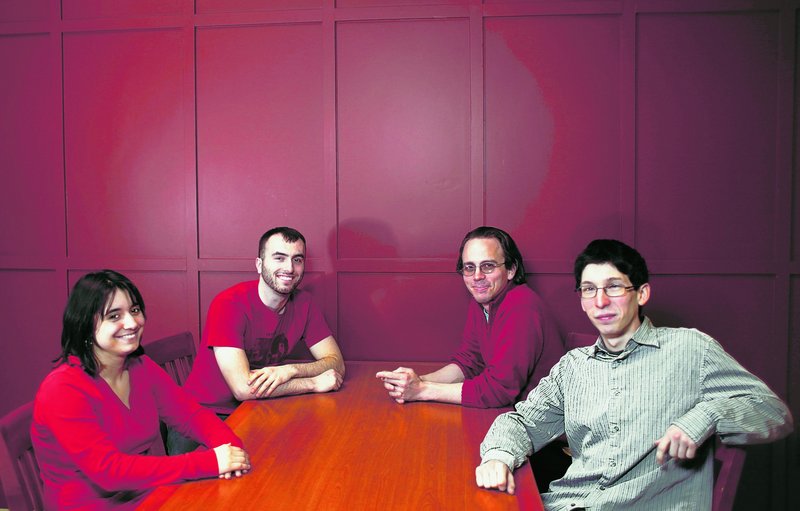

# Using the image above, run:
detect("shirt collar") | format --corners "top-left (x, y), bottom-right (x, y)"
top-left (478, 282), bottom-right (516, 319)
top-left (589, 316), bottom-right (659, 358)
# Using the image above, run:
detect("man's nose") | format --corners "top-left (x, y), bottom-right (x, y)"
top-left (473, 268), bottom-right (486, 281)
top-left (594, 288), bottom-right (611, 307)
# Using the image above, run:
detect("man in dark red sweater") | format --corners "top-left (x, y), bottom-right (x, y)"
top-left (376, 226), bottom-right (563, 408)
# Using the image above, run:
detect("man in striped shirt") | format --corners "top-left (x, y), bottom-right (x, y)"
top-left (476, 239), bottom-right (793, 510)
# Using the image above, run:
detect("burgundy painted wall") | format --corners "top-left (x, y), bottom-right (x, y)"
top-left (1, 1), bottom-right (797, 509)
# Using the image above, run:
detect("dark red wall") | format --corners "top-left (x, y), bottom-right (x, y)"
top-left (1, 1), bottom-right (797, 509)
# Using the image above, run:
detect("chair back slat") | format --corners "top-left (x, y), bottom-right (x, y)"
top-left (143, 331), bottom-right (196, 386)
top-left (0, 402), bottom-right (44, 511)
top-left (712, 439), bottom-right (746, 511)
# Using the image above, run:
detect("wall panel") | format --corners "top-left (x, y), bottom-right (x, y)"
top-left (197, 0), bottom-right (321, 13)
top-left (485, 15), bottom-right (622, 261)
top-left (0, 0), bottom-right (49, 22)
top-left (338, 273), bottom-right (469, 361)
top-left (794, 8), bottom-right (800, 263)
top-left (337, 19), bottom-right (471, 259)
top-left (62, 0), bottom-right (183, 19)
top-left (338, 0), bottom-right (464, 6)
top-left (0, 271), bottom-right (63, 417)
top-left (63, 29), bottom-right (186, 259)
top-left (197, 24), bottom-right (325, 259)
top-left (636, 12), bottom-right (779, 262)
top-left (0, 34), bottom-right (63, 258)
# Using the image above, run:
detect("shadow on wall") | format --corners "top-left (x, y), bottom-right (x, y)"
top-left (288, 218), bottom-right (401, 361)
top-left (328, 218), bottom-right (400, 361)
top-left (335, 217), bottom-right (400, 259)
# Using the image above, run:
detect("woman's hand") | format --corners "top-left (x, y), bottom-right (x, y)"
top-left (213, 443), bottom-right (251, 479)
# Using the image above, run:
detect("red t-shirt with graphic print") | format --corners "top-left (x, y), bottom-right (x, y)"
top-left (184, 280), bottom-right (332, 414)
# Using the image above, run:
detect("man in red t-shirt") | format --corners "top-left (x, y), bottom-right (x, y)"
top-left (170, 227), bottom-right (345, 454)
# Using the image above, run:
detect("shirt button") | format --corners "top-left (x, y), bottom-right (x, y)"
top-left (609, 461), bottom-right (616, 467)
top-left (612, 426), bottom-right (620, 432)
top-left (600, 486), bottom-right (606, 490)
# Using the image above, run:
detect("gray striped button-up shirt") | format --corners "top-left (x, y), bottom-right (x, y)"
top-left (480, 317), bottom-right (793, 510)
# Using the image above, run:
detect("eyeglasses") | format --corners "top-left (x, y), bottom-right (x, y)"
top-left (459, 261), bottom-right (506, 276)
top-left (576, 284), bottom-right (636, 299)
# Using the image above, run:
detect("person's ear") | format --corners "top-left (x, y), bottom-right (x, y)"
top-left (507, 264), bottom-right (516, 281)
top-left (637, 283), bottom-right (651, 307)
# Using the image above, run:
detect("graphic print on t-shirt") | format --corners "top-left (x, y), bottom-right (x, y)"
top-left (247, 333), bottom-right (289, 368)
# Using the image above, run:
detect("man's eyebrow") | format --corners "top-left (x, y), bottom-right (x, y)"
top-left (464, 259), bottom-right (500, 265)
top-left (580, 277), bottom-right (625, 285)
top-left (271, 251), bottom-right (304, 258)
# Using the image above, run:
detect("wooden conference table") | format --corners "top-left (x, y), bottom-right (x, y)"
top-left (139, 361), bottom-right (543, 510)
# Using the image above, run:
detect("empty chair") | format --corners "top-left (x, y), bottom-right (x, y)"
top-left (0, 402), bottom-right (44, 511)
top-left (712, 439), bottom-right (746, 511)
top-left (143, 331), bottom-right (196, 386)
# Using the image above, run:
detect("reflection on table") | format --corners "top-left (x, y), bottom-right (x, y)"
top-left (138, 361), bottom-right (543, 510)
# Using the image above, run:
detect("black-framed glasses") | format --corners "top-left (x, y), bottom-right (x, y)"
top-left (460, 261), bottom-right (506, 276)
top-left (576, 284), bottom-right (636, 299)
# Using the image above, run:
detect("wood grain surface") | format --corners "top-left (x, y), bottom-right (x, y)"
top-left (138, 361), bottom-right (542, 510)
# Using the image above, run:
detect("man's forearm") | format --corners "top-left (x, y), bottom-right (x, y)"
top-left (286, 354), bottom-right (345, 379)
top-left (262, 376), bottom-right (318, 398)
top-left (421, 363), bottom-right (464, 384)
top-left (480, 411), bottom-right (534, 470)
top-left (417, 381), bottom-right (463, 404)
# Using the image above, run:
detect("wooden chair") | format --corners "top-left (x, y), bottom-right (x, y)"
top-left (712, 439), bottom-right (746, 511)
top-left (0, 402), bottom-right (44, 511)
top-left (143, 331), bottom-right (196, 386)
top-left (142, 332), bottom-right (197, 454)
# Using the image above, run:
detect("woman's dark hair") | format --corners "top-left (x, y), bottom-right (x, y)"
top-left (56, 270), bottom-right (146, 376)
top-left (456, 226), bottom-right (527, 285)
top-left (573, 239), bottom-right (649, 290)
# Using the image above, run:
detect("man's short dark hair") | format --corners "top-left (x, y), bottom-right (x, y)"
top-left (258, 227), bottom-right (306, 258)
top-left (56, 270), bottom-right (146, 376)
top-left (573, 239), bottom-right (649, 290)
top-left (456, 226), bottom-right (526, 285)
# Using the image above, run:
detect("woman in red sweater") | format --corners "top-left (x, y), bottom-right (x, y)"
top-left (31, 270), bottom-right (251, 510)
